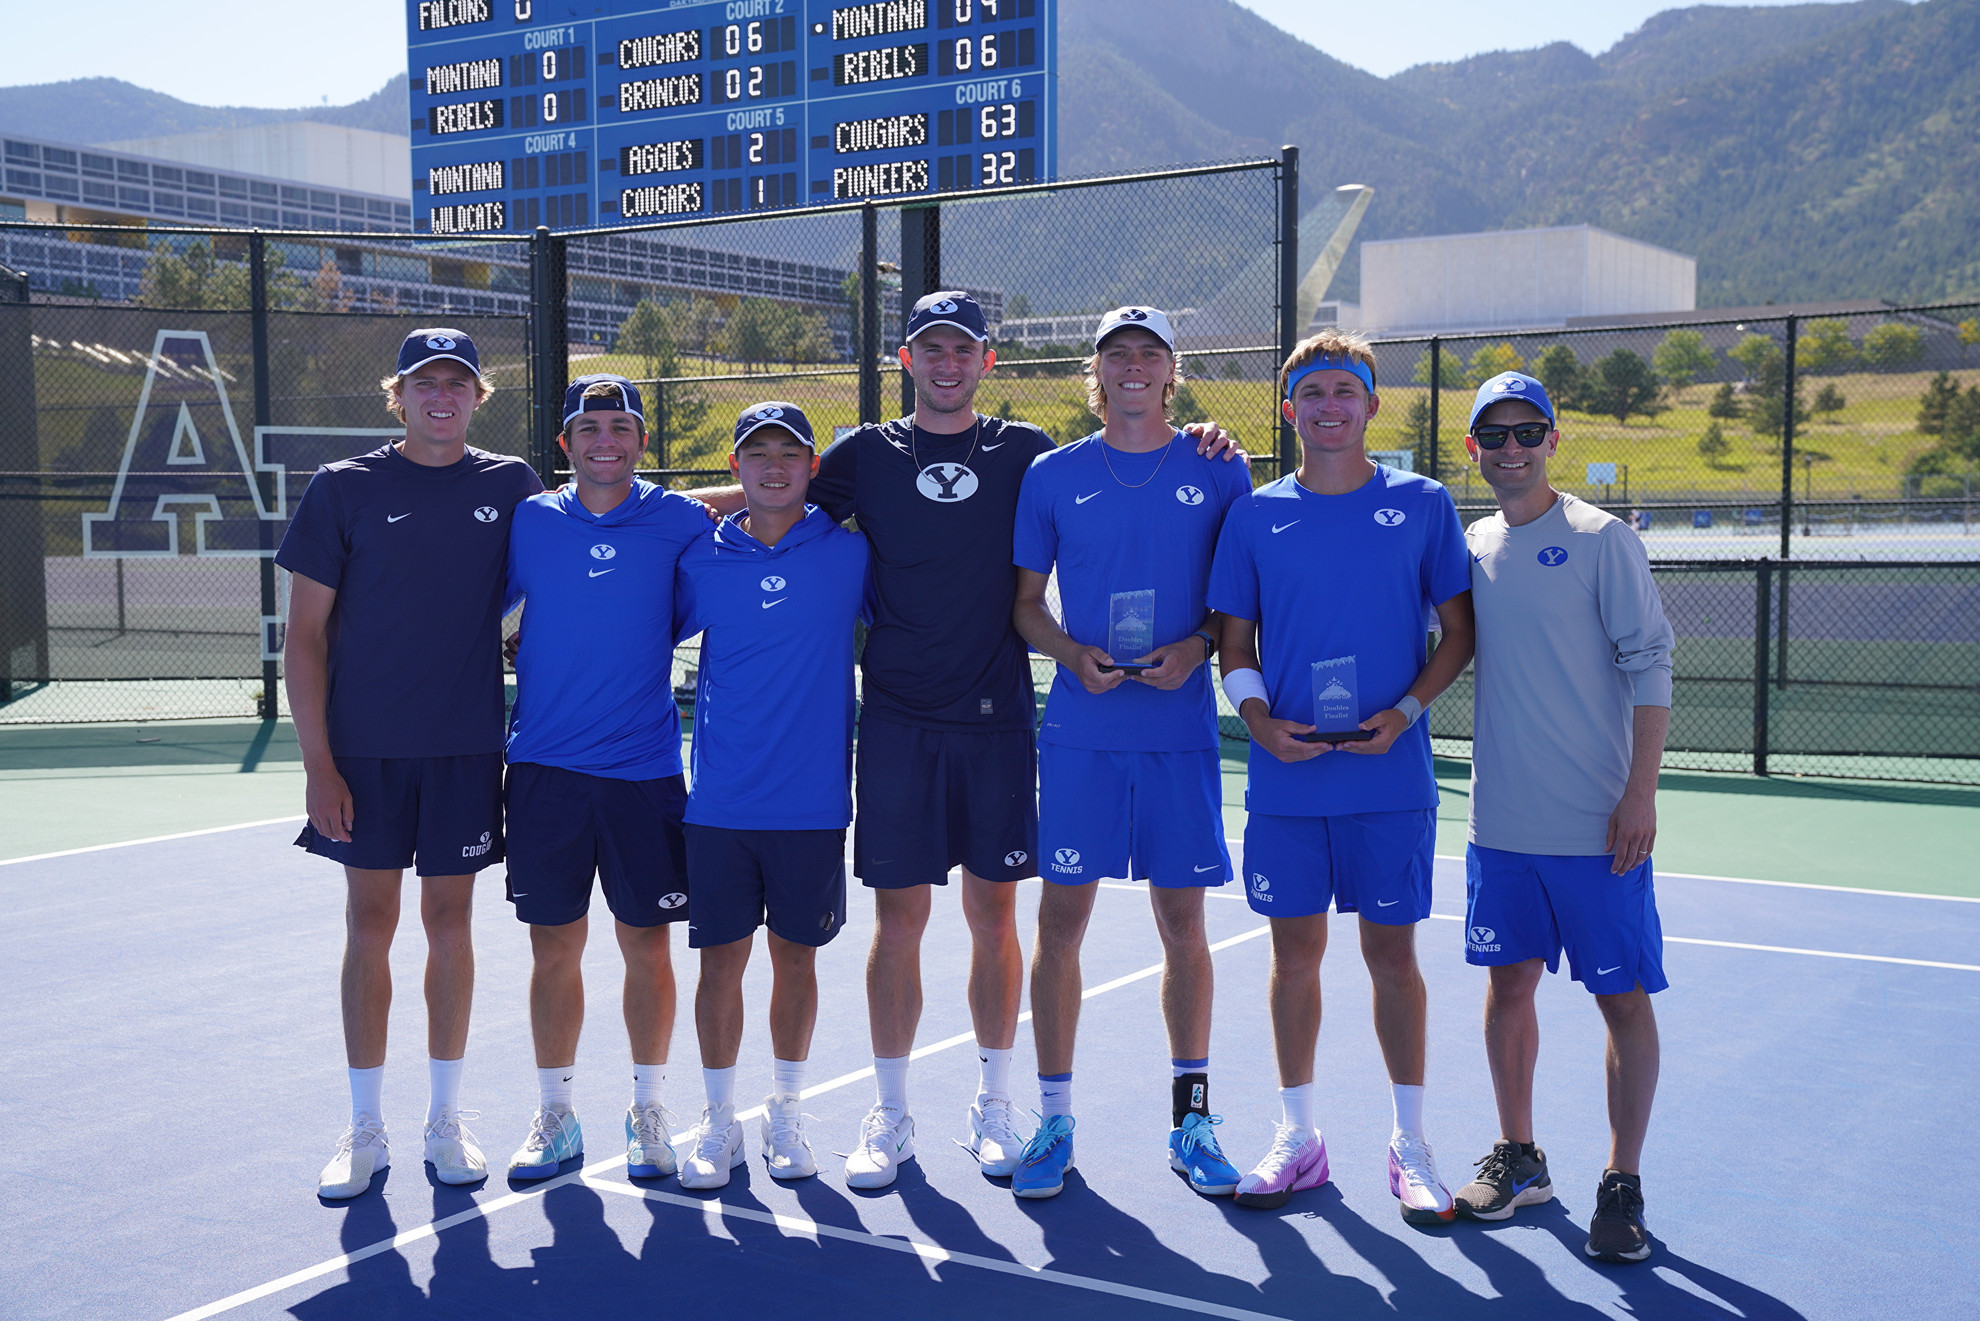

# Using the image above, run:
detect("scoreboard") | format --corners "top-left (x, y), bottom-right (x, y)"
top-left (406, 0), bottom-right (1058, 235)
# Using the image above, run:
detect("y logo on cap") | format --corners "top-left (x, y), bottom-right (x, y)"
top-left (425, 335), bottom-right (457, 350)
top-left (590, 544), bottom-right (617, 560)
top-left (1120, 308), bottom-right (1148, 321)
top-left (1493, 377), bottom-right (1526, 394)
top-left (928, 298), bottom-right (958, 315)
top-left (754, 405), bottom-right (785, 420)
top-left (1538, 546), bottom-right (1568, 566)
top-left (760, 575), bottom-right (786, 592)
top-left (1175, 485), bottom-right (1204, 506)
top-left (1373, 508), bottom-right (1406, 527)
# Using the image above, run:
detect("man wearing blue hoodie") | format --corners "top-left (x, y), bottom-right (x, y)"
top-left (670, 403), bottom-right (871, 1191)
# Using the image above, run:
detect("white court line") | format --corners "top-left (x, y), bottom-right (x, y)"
top-left (0, 815), bottom-right (304, 866)
top-left (584, 1176), bottom-right (1287, 1321)
top-left (1418, 913), bottom-right (1980, 972)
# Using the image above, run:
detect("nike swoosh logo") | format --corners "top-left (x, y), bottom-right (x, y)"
top-left (511, 891), bottom-right (528, 897)
top-left (1271, 521), bottom-right (1300, 534)
top-left (589, 568), bottom-right (615, 577)
top-left (1597, 965), bottom-right (1621, 976)
top-left (1193, 864), bottom-right (1220, 873)
top-left (981, 441), bottom-right (1005, 450)
top-left (387, 513), bottom-right (411, 523)
top-left (761, 598), bottom-right (787, 608)
top-left (1377, 899), bottom-right (1399, 907)
top-left (1075, 492), bottom-right (1101, 504)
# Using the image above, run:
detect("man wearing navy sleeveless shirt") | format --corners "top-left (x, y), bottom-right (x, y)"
top-left (279, 328), bottom-right (541, 1199)
top-left (669, 403), bottom-right (870, 1191)
top-left (498, 375), bottom-right (713, 1184)
top-left (1208, 330), bottom-right (1475, 1222)
top-left (1008, 306), bottom-right (1251, 1201)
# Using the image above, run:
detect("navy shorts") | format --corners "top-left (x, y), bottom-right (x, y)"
top-left (1239, 809), bottom-right (1435, 921)
top-left (295, 753), bottom-right (504, 876)
top-left (853, 713), bottom-right (1038, 888)
top-left (1037, 745), bottom-right (1231, 887)
top-left (685, 824), bottom-right (847, 949)
top-left (502, 762), bottom-right (689, 928)
top-left (1465, 845), bottom-right (1669, 996)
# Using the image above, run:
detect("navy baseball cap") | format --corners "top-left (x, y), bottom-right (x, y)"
top-left (563, 373), bottom-right (646, 429)
top-left (732, 400), bottom-right (816, 451)
top-left (904, 290), bottom-right (988, 343)
top-left (396, 327), bottom-right (479, 376)
top-left (1469, 371), bottom-right (1556, 430)
top-left (1094, 305), bottom-right (1176, 351)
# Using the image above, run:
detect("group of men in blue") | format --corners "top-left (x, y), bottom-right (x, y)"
top-left (277, 288), bottom-right (1674, 1267)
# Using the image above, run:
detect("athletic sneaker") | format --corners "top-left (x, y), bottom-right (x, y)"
top-left (624, 1101), bottom-right (678, 1179)
top-left (1585, 1170), bottom-right (1653, 1263)
top-left (507, 1105), bottom-right (582, 1180)
top-left (1234, 1125), bottom-right (1331, 1209)
top-left (843, 1104), bottom-right (916, 1189)
top-left (679, 1102), bottom-right (745, 1190)
top-left (961, 1095), bottom-right (1022, 1176)
top-left (1168, 1112), bottom-right (1241, 1196)
top-left (760, 1093), bottom-right (817, 1181)
top-left (318, 1115), bottom-right (389, 1199)
top-left (1387, 1133), bottom-right (1456, 1224)
top-left (1454, 1140), bottom-right (1554, 1221)
top-left (1011, 1114), bottom-right (1075, 1200)
top-left (423, 1107), bottom-right (487, 1186)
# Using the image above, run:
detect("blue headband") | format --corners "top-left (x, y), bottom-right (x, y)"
top-left (1285, 355), bottom-right (1375, 400)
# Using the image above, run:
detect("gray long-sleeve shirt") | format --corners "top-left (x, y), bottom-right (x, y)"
top-left (1465, 493), bottom-right (1674, 855)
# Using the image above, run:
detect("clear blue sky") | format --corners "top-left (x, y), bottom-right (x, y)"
top-left (9, 0), bottom-right (1898, 109)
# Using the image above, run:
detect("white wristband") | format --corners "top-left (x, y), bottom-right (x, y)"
top-left (1221, 668), bottom-right (1271, 715)
top-left (1396, 695), bottom-right (1424, 727)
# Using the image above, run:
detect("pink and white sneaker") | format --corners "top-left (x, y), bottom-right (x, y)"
top-left (1388, 1132), bottom-right (1456, 1224)
top-left (1234, 1124), bottom-right (1331, 1209)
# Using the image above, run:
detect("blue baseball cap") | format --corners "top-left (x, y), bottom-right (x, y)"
top-left (563, 373), bottom-right (645, 429)
top-left (396, 327), bottom-right (479, 376)
top-left (904, 290), bottom-right (988, 343)
top-left (732, 400), bottom-right (816, 451)
top-left (1469, 372), bottom-right (1555, 430)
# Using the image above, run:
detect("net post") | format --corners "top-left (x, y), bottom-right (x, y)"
top-left (250, 232), bottom-right (279, 722)
top-left (1277, 145), bottom-right (1299, 478)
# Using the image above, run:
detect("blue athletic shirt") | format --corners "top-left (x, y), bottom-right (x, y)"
top-left (1014, 431), bottom-right (1252, 752)
top-left (1208, 466), bottom-right (1471, 816)
top-left (275, 444), bottom-right (542, 759)
top-left (674, 506), bottom-right (872, 830)
top-left (810, 417), bottom-right (1055, 731)
top-left (504, 480), bottom-right (712, 780)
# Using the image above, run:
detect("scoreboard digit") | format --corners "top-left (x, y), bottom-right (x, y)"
top-left (407, 0), bottom-right (1056, 233)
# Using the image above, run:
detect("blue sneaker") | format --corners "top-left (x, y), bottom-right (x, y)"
top-left (507, 1106), bottom-right (582, 1180)
top-left (1012, 1114), bottom-right (1075, 1200)
top-left (1169, 1112), bottom-right (1240, 1196)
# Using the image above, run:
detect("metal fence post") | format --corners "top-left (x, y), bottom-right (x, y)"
top-left (528, 226), bottom-right (568, 484)
top-left (1428, 336), bottom-right (1441, 483)
top-left (1277, 145), bottom-right (1300, 478)
top-left (0, 263), bottom-right (45, 704)
top-left (899, 204), bottom-right (940, 417)
top-left (1777, 313), bottom-right (1797, 689)
top-left (652, 379), bottom-right (667, 471)
top-left (1753, 558), bottom-right (1773, 776)
top-left (250, 232), bottom-right (278, 721)
top-left (859, 201), bottom-right (880, 426)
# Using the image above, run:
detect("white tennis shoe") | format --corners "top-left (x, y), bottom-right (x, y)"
top-left (423, 1107), bottom-right (487, 1186)
top-left (843, 1104), bottom-right (916, 1189)
top-left (760, 1093), bottom-right (817, 1180)
top-left (318, 1115), bottom-right (389, 1199)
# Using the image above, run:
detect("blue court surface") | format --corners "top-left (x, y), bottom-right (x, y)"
top-left (4, 822), bottom-right (1977, 1321)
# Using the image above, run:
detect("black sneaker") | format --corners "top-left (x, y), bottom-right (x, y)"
top-left (1454, 1139), bottom-right (1553, 1220)
top-left (1585, 1170), bottom-right (1652, 1263)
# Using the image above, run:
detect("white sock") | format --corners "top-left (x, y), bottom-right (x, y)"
top-left (427, 1056), bottom-right (463, 1124)
top-left (977, 1046), bottom-right (1014, 1100)
top-left (349, 1065), bottom-right (384, 1125)
top-left (1279, 1083), bottom-right (1314, 1135)
top-left (538, 1065), bottom-right (574, 1111)
top-left (632, 1062), bottom-right (665, 1107)
top-left (1039, 1072), bottom-right (1073, 1118)
top-left (772, 1057), bottom-right (806, 1099)
top-left (703, 1064), bottom-right (737, 1112)
top-left (1392, 1083), bottom-right (1425, 1140)
top-left (874, 1054), bottom-right (910, 1114)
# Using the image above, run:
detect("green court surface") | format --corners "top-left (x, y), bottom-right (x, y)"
top-left (4, 719), bottom-right (1974, 897)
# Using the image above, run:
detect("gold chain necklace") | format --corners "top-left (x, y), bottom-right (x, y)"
top-left (1100, 431), bottom-right (1174, 489)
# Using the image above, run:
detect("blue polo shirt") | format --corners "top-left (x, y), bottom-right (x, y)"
top-left (1013, 431), bottom-right (1252, 751)
top-left (504, 480), bottom-right (712, 780)
top-left (1207, 466), bottom-right (1470, 816)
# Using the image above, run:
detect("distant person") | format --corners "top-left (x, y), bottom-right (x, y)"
top-left (1007, 307), bottom-right (1252, 1200)
top-left (1452, 371), bottom-right (1675, 1265)
top-left (669, 403), bottom-right (870, 1190)
top-left (1208, 330), bottom-right (1474, 1222)
top-left (498, 375), bottom-right (712, 1183)
top-left (280, 329), bottom-right (541, 1199)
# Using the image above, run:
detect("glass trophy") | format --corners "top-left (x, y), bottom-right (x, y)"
top-left (1307, 655), bottom-right (1373, 741)
top-left (1106, 589), bottom-right (1157, 672)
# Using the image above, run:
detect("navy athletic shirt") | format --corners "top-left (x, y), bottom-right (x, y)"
top-left (505, 480), bottom-right (712, 780)
top-left (673, 506), bottom-right (872, 830)
top-left (276, 444), bottom-right (541, 759)
top-left (809, 416), bottom-right (1054, 731)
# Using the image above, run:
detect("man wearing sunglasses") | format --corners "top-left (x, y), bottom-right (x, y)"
top-left (1453, 371), bottom-right (1675, 1266)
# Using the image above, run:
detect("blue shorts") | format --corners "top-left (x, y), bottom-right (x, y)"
top-left (853, 713), bottom-right (1038, 888)
top-left (295, 753), bottom-right (504, 877)
top-left (1037, 744), bottom-right (1231, 887)
top-left (1240, 810), bottom-right (1435, 921)
top-left (1464, 845), bottom-right (1669, 996)
top-left (502, 762), bottom-right (688, 928)
top-left (685, 824), bottom-right (848, 949)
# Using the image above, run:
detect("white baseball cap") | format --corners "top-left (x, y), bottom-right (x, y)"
top-left (1093, 305), bottom-right (1176, 352)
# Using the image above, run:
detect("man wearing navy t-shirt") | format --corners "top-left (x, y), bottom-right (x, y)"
top-left (1208, 330), bottom-right (1475, 1222)
top-left (498, 375), bottom-right (713, 1184)
top-left (669, 402), bottom-right (870, 1191)
top-left (1007, 306), bottom-right (1250, 1201)
top-left (279, 328), bottom-right (542, 1199)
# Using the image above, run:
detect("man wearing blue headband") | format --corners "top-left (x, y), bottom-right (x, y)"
top-left (1208, 330), bottom-right (1475, 1221)
top-left (1452, 371), bottom-right (1673, 1265)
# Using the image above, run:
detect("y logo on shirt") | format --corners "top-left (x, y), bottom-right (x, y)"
top-left (1373, 508), bottom-right (1406, 527)
top-left (473, 506), bottom-right (499, 523)
top-left (590, 545), bottom-right (617, 560)
top-left (916, 463), bottom-right (979, 502)
top-left (761, 575), bottom-right (787, 592)
top-left (1538, 546), bottom-right (1569, 566)
top-left (1175, 485), bottom-right (1204, 506)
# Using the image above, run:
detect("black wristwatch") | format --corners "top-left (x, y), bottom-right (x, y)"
top-left (1193, 629), bottom-right (1216, 659)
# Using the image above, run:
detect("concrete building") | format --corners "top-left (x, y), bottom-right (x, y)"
top-left (99, 124), bottom-right (411, 201)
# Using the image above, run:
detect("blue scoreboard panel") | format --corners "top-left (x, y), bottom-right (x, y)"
top-left (406, 0), bottom-right (1057, 235)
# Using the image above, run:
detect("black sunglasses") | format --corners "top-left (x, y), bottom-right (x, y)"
top-left (1472, 422), bottom-right (1552, 449)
